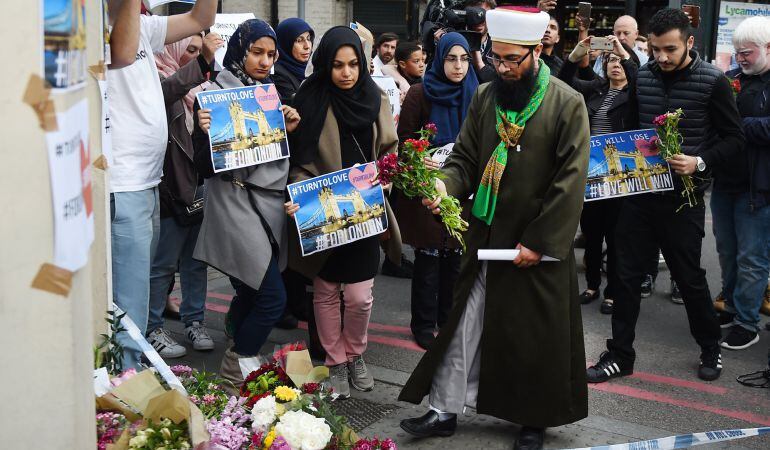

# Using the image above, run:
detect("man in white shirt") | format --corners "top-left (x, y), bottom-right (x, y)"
top-left (372, 32), bottom-right (399, 76)
top-left (593, 15), bottom-right (649, 77)
top-left (107, 0), bottom-right (216, 369)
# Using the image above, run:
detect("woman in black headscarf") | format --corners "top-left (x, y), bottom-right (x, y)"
top-left (284, 26), bottom-right (401, 399)
top-left (191, 19), bottom-right (301, 390)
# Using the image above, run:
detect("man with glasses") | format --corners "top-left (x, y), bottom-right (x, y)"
top-left (710, 17), bottom-right (770, 351)
top-left (398, 7), bottom-right (590, 450)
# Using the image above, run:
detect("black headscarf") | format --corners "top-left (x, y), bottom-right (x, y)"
top-left (222, 19), bottom-right (277, 86)
top-left (290, 26), bottom-right (382, 165)
top-left (275, 18), bottom-right (314, 81)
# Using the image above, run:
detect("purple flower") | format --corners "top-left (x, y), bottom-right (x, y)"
top-left (269, 436), bottom-right (292, 450)
top-left (170, 365), bottom-right (193, 377)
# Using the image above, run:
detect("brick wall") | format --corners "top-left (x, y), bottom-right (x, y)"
top-left (222, 0), bottom-right (350, 37)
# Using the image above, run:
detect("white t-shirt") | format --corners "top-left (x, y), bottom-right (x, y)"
top-left (107, 15), bottom-right (168, 193)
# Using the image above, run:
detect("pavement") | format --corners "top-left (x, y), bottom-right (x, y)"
top-left (161, 195), bottom-right (770, 449)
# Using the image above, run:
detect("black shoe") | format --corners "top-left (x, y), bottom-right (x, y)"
top-left (275, 312), bottom-right (299, 330)
top-left (671, 280), bottom-right (683, 304)
top-left (698, 346), bottom-right (723, 381)
top-left (587, 351), bottom-right (633, 383)
top-left (413, 331), bottom-right (435, 350)
top-left (515, 426), bottom-right (545, 450)
top-left (400, 410), bottom-right (456, 438)
top-left (381, 256), bottom-right (414, 279)
top-left (640, 275), bottom-right (654, 298)
top-left (721, 326), bottom-right (759, 350)
top-left (579, 289), bottom-right (600, 305)
top-left (600, 298), bottom-right (614, 315)
top-left (717, 311), bottom-right (736, 329)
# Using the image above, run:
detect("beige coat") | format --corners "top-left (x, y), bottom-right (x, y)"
top-left (287, 91), bottom-right (402, 279)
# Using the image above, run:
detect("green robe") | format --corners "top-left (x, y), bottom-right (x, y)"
top-left (398, 77), bottom-right (590, 427)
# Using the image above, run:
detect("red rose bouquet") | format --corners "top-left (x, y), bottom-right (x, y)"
top-left (377, 125), bottom-right (468, 247)
top-left (653, 108), bottom-right (697, 210)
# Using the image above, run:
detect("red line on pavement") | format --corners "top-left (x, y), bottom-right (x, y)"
top-left (629, 372), bottom-right (728, 395)
top-left (208, 292), bottom-right (234, 301)
top-left (366, 322), bottom-right (412, 335)
top-left (589, 382), bottom-right (770, 426)
top-left (295, 321), bottom-right (424, 352)
top-left (205, 302), bottom-right (229, 314)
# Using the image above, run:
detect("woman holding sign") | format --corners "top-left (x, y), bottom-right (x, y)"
top-left (559, 35), bottom-right (638, 315)
top-left (285, 26), bottom-right (400, 399)
top-left (191, 19), bottom-right (301, 390)
top-left (395, 32), bottom-right (478, 350)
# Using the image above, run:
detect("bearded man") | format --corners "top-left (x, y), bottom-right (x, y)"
top-left (398, 7), bottom-right (590, 450)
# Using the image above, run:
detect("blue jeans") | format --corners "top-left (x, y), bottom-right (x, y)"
top-left (711, 191), bottom-right (770, 332)
top-left (111, 188), bottom-right (160, 370)
top-left (147, 217), bottom-right (207, 333)
top-left (229, 257), bottom-right (286, 356)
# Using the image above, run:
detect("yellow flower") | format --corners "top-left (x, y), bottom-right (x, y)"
top-left (274, 385), bottom-right (298, 402)
top-left (263, 429), bottom-right (276, 449)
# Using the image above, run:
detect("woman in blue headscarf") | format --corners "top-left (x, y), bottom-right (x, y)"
top-left (273, 18), bottom-right (314, 105)
top-left (394, 32), bottom-right (478, 351)
top-left (191, 19), bottom-right (301, 390)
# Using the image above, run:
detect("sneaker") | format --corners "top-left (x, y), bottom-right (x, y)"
top-left (327, 363), bottom-right (350, 399)
top-left (147, 328), bottom-right (187, 359)
top-left (185, 321), bottom-right (215, 351)
top-left (721, 326), bottom-right (760, 351)
top-left (717, 311), bottom-right (736, 329)
top-left (586, 351), bottom-right (633, 383)
top-left (698, 347), bottom-right (723, 381)
top-left (640, 275), bottom-right (654, 298)
top-left (348, 356), bottom-right (375, 391)
top-left (670, 280), bottom-right (683, 304)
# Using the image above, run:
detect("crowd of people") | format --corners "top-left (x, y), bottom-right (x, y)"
top-left (105, 1), bottom-right (770, 449)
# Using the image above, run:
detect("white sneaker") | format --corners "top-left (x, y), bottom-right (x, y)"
top-left (185, 321), bottom-right (215, 351)
top-left (147, 328), bottom-right (186, 359)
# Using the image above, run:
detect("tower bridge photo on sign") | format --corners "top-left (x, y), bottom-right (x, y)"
top-left (585, 129), bottom-right (675, 202)
top-left (288, 162), bottom-right (388, 256)
top-left (196, 84), bottom-right (289, 173)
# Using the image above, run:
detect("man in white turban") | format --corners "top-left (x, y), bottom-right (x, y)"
top-left (398, 7), bottom-right (590, 450)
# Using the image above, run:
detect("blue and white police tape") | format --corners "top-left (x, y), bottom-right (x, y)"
top-left (114, 306), bottom-right (188, 395)
top-left (564, 426), bottom-right (770, 450)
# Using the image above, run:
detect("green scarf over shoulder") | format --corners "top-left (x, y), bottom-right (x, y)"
top-left (471, 62), bottom-right (551, 225)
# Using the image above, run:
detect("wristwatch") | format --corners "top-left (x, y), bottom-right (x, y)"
top-left (696, 156), bottom-right (707, 172)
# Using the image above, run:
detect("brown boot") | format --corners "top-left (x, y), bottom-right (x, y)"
top-left (219, 347), bottom-right (245, 396)
top-left (761, 283), bottom-right (770, 316)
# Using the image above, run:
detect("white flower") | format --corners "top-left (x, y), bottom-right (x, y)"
top-left (251, 395), bottom-right (278, 433)
top-left (274, 410), bottom-right (333, 450)
top-left (128, 434), bottom-right (148, 448)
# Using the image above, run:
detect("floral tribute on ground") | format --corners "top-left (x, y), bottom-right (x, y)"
top-left (653, 108), bottom-right (698, 211)
top-left (94, 343), bottom-right (398, 450)
top-left (376, 124), bottom-right (468, 247)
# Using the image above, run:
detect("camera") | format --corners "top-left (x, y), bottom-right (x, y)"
top-left (421, 1), bottom-right (487, 52)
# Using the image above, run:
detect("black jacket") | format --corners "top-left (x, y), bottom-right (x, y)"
top-left (272, 63), bottom-right (302, 106)
top-left (729, 68), bottom-right (770, 209)
top-left (634, 51), bottom-right (745, 194)
top-left (159, 55), bottom-right (210, 218)
top-left (559, 57), bottom-right (638, 134)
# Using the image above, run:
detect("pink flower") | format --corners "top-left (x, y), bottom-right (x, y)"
top-left (110, 368), bottom-right (137, 387)
top-left (203, 394), bottom-right (218, 405)
top-left (170, 365), bottom-right (193, 377)
top-left (269, 436), bottom-right (291, 450)
top-left (652, 114), bottom-right (667, 126)
top-left (425, 123), bottom-right (438, 136)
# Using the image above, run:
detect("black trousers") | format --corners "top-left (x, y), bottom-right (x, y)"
top-left (580, 198), bottom-right (622, 298)
top-left (410, 249), bottom-right (461, 334)
top-left (607, 194), bottom-right (720, 363)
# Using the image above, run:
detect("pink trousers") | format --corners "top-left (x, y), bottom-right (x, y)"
top-left (312, 277), bottom-right (374, 366)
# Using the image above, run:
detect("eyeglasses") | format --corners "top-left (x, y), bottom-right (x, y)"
top-left (607, 56), bottom-right (623, 64)
top-left (444, 55), bottom-right (471, 64)
top-left (735, 49), bottom-right (754, 60)
top-left (484, 47), bottom-right (534, 69)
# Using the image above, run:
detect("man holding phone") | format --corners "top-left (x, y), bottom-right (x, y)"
top-left (593, 15), bottom-right (649, 77)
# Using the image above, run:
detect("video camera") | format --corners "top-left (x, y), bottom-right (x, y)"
top-left (421, 0), bottom-right (487, 52)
